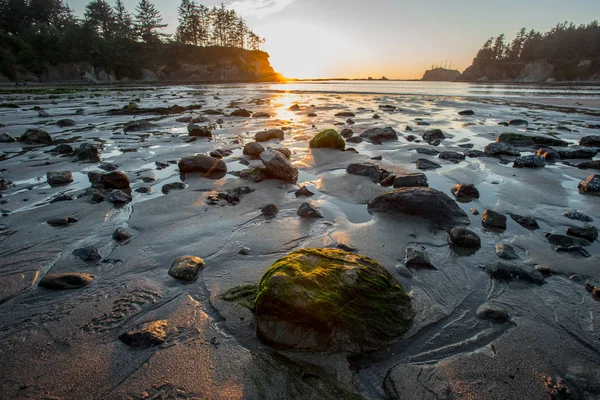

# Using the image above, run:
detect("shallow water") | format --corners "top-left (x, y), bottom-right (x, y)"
top-left (1, 83), bottom-right (600, 399)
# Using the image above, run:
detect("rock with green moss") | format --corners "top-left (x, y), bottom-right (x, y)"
top-left (255, 248), bottom-right (413, 353)
top-left (309, 129), bottom-right (346, 150)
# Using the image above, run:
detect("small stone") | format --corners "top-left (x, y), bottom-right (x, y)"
top-left (340, 129), bottom-right (353, 138)
top-left (39, 273), bottom-right (94, 290)
top-left (119, 320), bottom-right (167, 348)
top-left (230, 109), bottom-right (252, 117)
top-left (113, 227), bottom-right (133, 241)
top-left (510, 214), bottom-right (539, 230)
top-left (563, 211), bottom-right (593, 223)
top-left (470, 208), bottom-right (480, 215)
top-left (0, 132), bottom-right (16, 143)
top-left (513, 155), bottom-right (546, 168)
top-left (255, 129), bottom-right (284, 142)
top-left (47, 217), bottom-right (78, 226)
top-left (168, 256), bottom-right (205, 282)
top-left (56, 119), bottom-right (76, 127)
top-left (187, 124), bottom-right (211, 137)
top-left (243, 142), bottom-right (265, 157)
top-left (162, 182), bottom-right (186, 194)
top-left (422, 129), bottom-right (445, 144)
top-left (106, 189), bottom-right (132, 204)
top-left (346, 163), bottom-right (383, 182)
top-left (578, 174), bottom-right (600, 195)
top-left (239, 247), bottom-right (251, 255)
top-left (459, 110), bottom-right (475, 116)
top-left (566, 225), bottom-right (598, 243)
top-left (72, 246), bottom-right (101, 262)
top-left (335, 111), bottom-right (355, 117)
top-left (252, 112), bottom-right (271, 118)
top-left (449, 227), bottom-right (481, 249)
top-left (404, 246), bottom-right (436, 269)
top-left (438, 151), bottom-right (464, 163)
top-left (297, 202), bottom-right (323, 218)
top-left (495, 243), bottom-right (518, 260)
top-left (476, 303), bottom-right (510, 323)
top-left (135, 187), bottom-right (152, 194)
top-left (415, 148), bottom-right (439, 156)
top-left (547, 234), bottom-right (590, 247)
top-left (336, 243), bottom-right (356, 252)
top-left (261, 204), bottom-right (279, 217)
top-left (98, 162), bottom-right (119, 172)
top-left (20, 128), bottom-right (53, 145)
top-left (482, 210), bottom-right (507, 230)
top-left (90, 190), bottom-right (106, 203)
top-left (295, 186), bottom-right (314, 197)
top-left (47, 171), bottom-right (73, 186)
top-left (450, 184), bottom-right (479, 200)
top-left (393, 173), bottom-right (428, 188)
top-left (480, 262), bottom-right (544, 285)
top-left (415, 159), bottom-right (442, 170)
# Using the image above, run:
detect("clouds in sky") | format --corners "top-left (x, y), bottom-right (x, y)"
top-left (228, 0), bottom-right (296, 18)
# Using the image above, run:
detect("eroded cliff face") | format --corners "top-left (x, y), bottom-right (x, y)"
top-left (10, 45), bottom-right (282, 84)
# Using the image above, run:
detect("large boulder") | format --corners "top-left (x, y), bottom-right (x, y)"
top-left (255, 248), bottom-right (413, 352)
top-left (359, 127), bottom-right (398, 142)
top-left (367, 187), bottom-right (469, 228)
top-left (260, 148), bottom-right (298, 183)
top-left (100, 171), bottom-right (130, 190)
top-left (578, 175), bottom-right (600, 196)
top-left (309, 129), bottom-right (345, 150)
top-left (178, 155), bottom-right (227, 178)
top-left (422, 129), bottom-right (445, 145)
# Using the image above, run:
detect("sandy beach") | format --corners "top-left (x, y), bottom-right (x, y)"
top-left (1, 84), bottom-right (600, 399)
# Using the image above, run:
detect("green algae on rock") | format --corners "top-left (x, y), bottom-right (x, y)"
top-left (255, 248), bottom-right (413, 353)
top-left (309, 129), bottom-right (346, 150)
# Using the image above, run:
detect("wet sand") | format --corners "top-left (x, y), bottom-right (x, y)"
top-left (0, 85), bottom-right (600, 399)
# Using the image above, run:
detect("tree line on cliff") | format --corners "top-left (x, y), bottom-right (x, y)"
top-left (465, 20), bottom-right (600, 80)
top-left (0, 0), bottom-right (266, 80)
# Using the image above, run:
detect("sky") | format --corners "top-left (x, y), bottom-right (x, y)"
top-left (68, 0), bottom-right (600, 79)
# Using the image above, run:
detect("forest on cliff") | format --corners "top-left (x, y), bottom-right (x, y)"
top-left (0, 0), bottom-right (269, 81)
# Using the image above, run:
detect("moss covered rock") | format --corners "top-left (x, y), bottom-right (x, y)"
top-left (309, 129), bottom-right (346, 150)
top-left (255, 248), bottom-right (413, 353)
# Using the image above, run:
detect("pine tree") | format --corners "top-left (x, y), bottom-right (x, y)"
top-left (134, 0), bottom-right (168, 43)
top-left (114, 0), bottom-right (135, 39)
top-left (84, 0), bottom-right (116, 37)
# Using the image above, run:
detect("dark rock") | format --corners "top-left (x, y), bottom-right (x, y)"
top-left (56, 119), bottom-right (76, 127)
top-left (346, 118), bottom-right (355, 125)
top-left (90, 190), bottom-right (106, 203)
top-left (98, 162), bottom-right (118, 171)
top-left (580, 135), bottom-right (600, 147)
top-left (176, 116), bottom-right (210, 124)
top-left (393, 173), bottom-right (428, 188)
top-left (578, 174), bottom-right (600, 195)
top-left (459, 110), bottom-right (475, 116)
top-left (307, 112), bottom-right (317, 117)
top-left (557, 147), bottom-right (598, 159)
top-left (261, 204), bottom-right (279, 217)
top-left (368, 187), bottom-right (470, 228)
top-left (508, 119), bottom-right (529, 126)
top-left (309, 129), bottom-right (346, 150)
top-left (123, 120), bottom-right (158, 132)
top-left (100, 171), bottom-right (130, 190)
top-left (295, 186), bottom-right (314, 197)
top-left (234, 168), bottom-right (266, 183)
top-left (346, 163), bottom-right (383, 182)
top-left (119, 320), bottom-right (167, 348)
top-left (106, 189), bottom-right (132, 204)
top-left (484, 142), bottom-right (520, 156)
top-left (380, 174), bottom-right (395, 187)
top-left (414, 148), bottom-right (439, 156)
top-left (252, 112), bottom-right (271, 118)
top-left (168, 256), bottom-right (205, 281)
top-left (135, 187), bottom-right (152, 194)
top-left (576, 160), bottom-right (600, 170)
top-left (510, 214), bottom-right (539, 230)
top-left (566, 225), bottom-right (598, 242)
top-left (297, 202), bottom-right (323, 218)
top-left (476, 303), bottom-right (510, 323)
top-left (415, 158), bottom-right (442, 170)
top-left (178, 155), bottom-right (227, 178)
top-left (464, 150), bottom-right (487, 158)
top-left (288, 104), bottom-right (300, 111)
top-left (556, 245), bottom-right (591, 257)
top-left (243, 142), bottom-right (265, 157)
top-left (449, 227), bottom-right (481, 248)
top-left (497, 133), bottom-right (535, 147)
top-left (372, 114), bottom-right (380, 119)
top-left (75, 143), bottom-right (100, 162)
top-left (346, 136), bottom-right (363, 144)
top-left (482, 210), bottom-right (507, 230)
top-left (230, 109), bottom-right (252, 117)
top-left (113, 227), bottom-right (133, 241)
top-left (210, 149), bottom-right (232, 159)
top-left (360, 127), bottom-right (398, 142)
top-left (0, 132), bottom-right (16, 142)
top-left (404, 246), bottom-right (436, 269)
top-left (72, 246), bottom-right (101, 262)
top-left (216, 187), bottom-right (254, 204)
top-left (161, 182), bottom-right (186, 194)
top-left (260, 149), bottom-right (298, 183)
top-left (334, 111), bottom-right (355, 117)
top-left (495, 243), bottom-right (518, 260)
top-left (47, 171), bottom-right (73, 186)
top-left (340, 128), bottom-right (353, 138)
top-left (187, 124), bottom-right (211, 137)
top-left (536, 147), bottom-right (560, 161)
top-left (255, 248), bottom-right (413, 352)
top-left (20, 129), bottom-right (53, 145)
top-left (546, 234), bottom-right (590, 247)
top-left (255, 129), bottom-right (284, 142)
top-left (336, 243), bottom-right (356, 252)
top-left (47, 217), bottom-right (78, 226)
top-left (51, 143), bottom-right (74, 154)
top-left (450, 183), bottom-right (479, 200)
top-left (480, 262), bottom-right (545, 285)
top-left (422, 129), bottom-right (445, 144)
top-left (513, 155), bottom-right (546, 168)
top-left (39, 273), bottom-right (94, 290)
top-left (438, 151), bottom-right (464, 163)
top-left (458, 143), bottom-right (474, 149)
top-left (563, 211), bottom-right (593, 223)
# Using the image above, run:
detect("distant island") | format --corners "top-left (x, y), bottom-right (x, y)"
top-left (0, 0), bottom-right (282, 83)
top-left (421, 68), bottom-right (461, 82)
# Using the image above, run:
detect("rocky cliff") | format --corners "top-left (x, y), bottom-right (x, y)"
top-left (421, 68), bottom-right (461, 82)
top-left (4, 44), bottom-right (282, 84)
